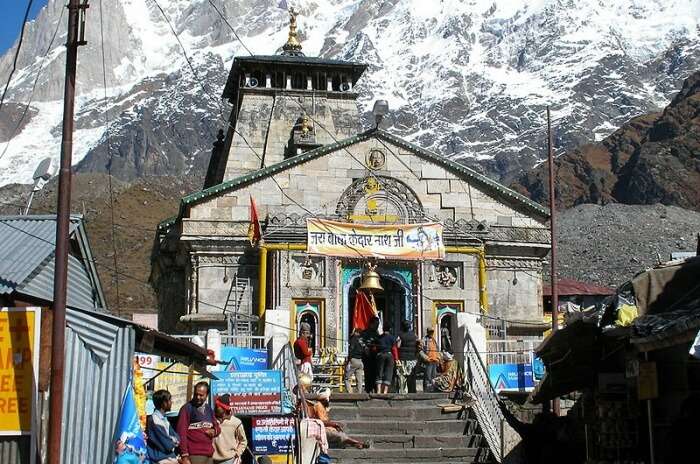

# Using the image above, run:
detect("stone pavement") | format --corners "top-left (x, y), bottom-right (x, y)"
top-left (327, 392), bottom-right (494, 463)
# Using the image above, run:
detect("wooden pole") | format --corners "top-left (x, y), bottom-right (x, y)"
top-left (546, 106), bottom-right (561, 416)
top-left (48, 2), bottom-right (88, 462)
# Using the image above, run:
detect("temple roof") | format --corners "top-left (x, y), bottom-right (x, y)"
top-left (172, 129), bottom-right (549, 225)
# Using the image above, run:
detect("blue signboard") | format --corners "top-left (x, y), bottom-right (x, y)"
top-left (488, 363), bottom-right (535, 392)
top-left (218, 346), bottom-right (268, 372)
top-left (252, 416), bottom-right (296, 455)
top-left (212, 370), bottom-right (282, 415)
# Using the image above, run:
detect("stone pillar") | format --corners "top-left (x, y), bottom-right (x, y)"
top-left (265, 309), bottom-right (291, 362)
top-left (306, 76), bottom-right (313, 90)
top-left (286, 75), bottom-right (292, 90)
top-left (266, 73), bottom-right (272, 88)
top-left (326, 77), bottom-right (333, 92)
top-left (189, 254), bottom-right (199, 315)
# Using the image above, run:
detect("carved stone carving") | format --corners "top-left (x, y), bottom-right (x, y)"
top-left (336, 175), bottom-right (424, 223)
top-left (289, 254), bottom-right (324, 287)
top-left (428, 262), bottom-right (462, 289)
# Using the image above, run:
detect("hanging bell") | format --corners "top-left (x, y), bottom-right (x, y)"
top-left (359, 265), bottom-right (384, 293)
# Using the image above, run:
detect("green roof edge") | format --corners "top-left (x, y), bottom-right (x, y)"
top-left (175, 128), bottom-right (549, 221)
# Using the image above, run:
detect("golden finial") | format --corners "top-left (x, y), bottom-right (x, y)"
top-left (282, 7), bottom-right (303, 56)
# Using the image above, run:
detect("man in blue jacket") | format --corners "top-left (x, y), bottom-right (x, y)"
top-left (147, 389), bottom-right (180, 464)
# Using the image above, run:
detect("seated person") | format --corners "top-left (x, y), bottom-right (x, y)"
top-left (306, 390), bottom-right (368, 449)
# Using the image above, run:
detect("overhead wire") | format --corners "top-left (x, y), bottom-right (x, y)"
top-left (0, 1), bottom-right (66, 162)
top-left (0, 0), bottom-right (35, 113)
top-left (99, 0), bottom-right (121, 315)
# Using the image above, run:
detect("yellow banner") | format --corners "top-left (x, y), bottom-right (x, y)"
top-left (307, 219), bottom-right (444, 260)
top-left (0, 308), bottom-right (39, 435)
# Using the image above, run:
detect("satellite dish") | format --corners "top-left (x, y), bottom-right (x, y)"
top-left (25, 157), bottom-right (56, 214)
top-left (340, 82), bottom-right (352, 92)
top-left (32, 157), bottom-right (55, 182)
top-left (247, 77), bottom-right (259, 88)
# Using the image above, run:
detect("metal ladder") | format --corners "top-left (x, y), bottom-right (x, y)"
top-left (223, 275), bottom-right (253, 336)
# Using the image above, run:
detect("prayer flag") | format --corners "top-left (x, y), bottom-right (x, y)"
top-left (352, 290), bottom-right (376, 331)
top-left (248, 195), bottom-right (262, 245)
top-left (113, 381), bottom-right (147, 463)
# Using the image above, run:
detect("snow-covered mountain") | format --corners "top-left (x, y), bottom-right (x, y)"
top-left (0, 0), bottom-right (698, 186)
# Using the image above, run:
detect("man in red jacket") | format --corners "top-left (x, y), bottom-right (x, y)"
top-left (177, 381), bottom-right (221, 464)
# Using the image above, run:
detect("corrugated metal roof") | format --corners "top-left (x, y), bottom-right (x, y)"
top-left (18, 254), bottom-right (101, 311)
top-left (61, 309), bottom-right (134, 464)
top-left (0, 215), bottom-right (78, 294)
top-left (66, 305), bottom-right (120, 362)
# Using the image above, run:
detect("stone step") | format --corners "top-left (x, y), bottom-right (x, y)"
top-left (331, 404), bottom-right (462, 421)
top-left (352, 433), bottom-right (475, 449)
top-left (339, 419), bottom-right (473, 435)
top-left (327, 446), bottom-right (489, 463)
top-left (330, 393), bottom-right (451, 406)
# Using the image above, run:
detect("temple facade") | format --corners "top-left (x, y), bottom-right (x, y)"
top-left (151, 12), bottom-right (551, 353)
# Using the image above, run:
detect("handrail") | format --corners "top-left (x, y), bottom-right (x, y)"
top-left (464, 329), bottom-right (504, 462)
top-left (271, 342), bottom-right (308, 419)
top-left (271, 342), bottom-right (309, 464)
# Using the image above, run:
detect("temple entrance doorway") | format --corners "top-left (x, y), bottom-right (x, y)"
top-left (342, 265), bottom-right (415, 353)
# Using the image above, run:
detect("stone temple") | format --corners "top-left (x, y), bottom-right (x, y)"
top-left (150, 12), bottom-right (551, 355)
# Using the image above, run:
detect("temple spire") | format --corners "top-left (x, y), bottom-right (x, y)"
top-left (282, 7), bottom-right (304, 56)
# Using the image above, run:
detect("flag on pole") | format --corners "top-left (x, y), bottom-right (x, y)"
top-left (248, 195), bottom-right (262, 245)
top-left (352, 290), bottom-right (376, 331)
top-left (113, 381), bottom-right (147, 463)
top-left (278, 0), bottom-right (288, 9)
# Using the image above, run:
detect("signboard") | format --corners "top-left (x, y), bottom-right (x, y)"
top-left (307, 218), bottom-right (444, 260)
top-left (134, 352), bottom-right (161, 381)
top-left (211, 370), bottom-right (282, 415)
top-left (638, 361), bottom-right (658, 400)
top-left (0, 307), bottom-right (40, 437)
top-left (488, 363), bottom-right (535, 392)
top-left (217, 346), bottom-right (267, 372)
top-left (252, 416), bottom-right (295, 456)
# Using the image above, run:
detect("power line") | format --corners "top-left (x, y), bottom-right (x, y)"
top-left (0, 0), bottom-right (65, 162)
top-left (0, 0), bottom-right (35, 113)
top-left (206, 0), bottom-right (253, 56)
top-left (99, 0), bottom-right (121, 315)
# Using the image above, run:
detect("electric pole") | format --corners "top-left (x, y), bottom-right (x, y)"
top-left (48, 1), bottom-right (89, 463)
top-left (547, 106), bottom-right (560, 416)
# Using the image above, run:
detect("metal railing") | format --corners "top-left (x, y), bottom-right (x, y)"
top-left (464, 330), bottom-right (505, 462)
top-left (271, 342), bottom-right (310, 463)
top-left (485, 339), bottom-right (537, 366)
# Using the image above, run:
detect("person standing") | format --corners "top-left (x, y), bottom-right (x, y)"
top-left (396, 320), bottom-right (418, 394)
top-left (212, 394), bottom-right (248, 464)
top-left (361, 316), bottom-right (380, 393)
top-left (294, 322), bottom-right (314, 379)
top-left (147, 389), bottom-right (180, 464)
top-left (344, 328), bottom-right (366, 393)
top-left (375, 327), bottom-right (396, 394)
top-left (422, 328), bottom-right (440, 392)
top-left (177, 381), bottom-right (221, 464)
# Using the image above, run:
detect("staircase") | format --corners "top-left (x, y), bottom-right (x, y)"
top-left (327, 392), bottom-right (494, 464)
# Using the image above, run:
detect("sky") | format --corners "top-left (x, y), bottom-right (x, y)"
top-left (0, 0), bottom-right (49, 56)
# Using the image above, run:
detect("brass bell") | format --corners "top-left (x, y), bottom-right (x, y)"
top-left (359, 263), bottom-right (383, 293)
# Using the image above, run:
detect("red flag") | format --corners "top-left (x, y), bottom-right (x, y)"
top-left (247, 195), bottom-right (262, 245)
top-left (352, 290), bottom-right (376, 331)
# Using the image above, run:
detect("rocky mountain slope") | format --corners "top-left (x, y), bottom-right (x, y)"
top-left (0, 0), bottom-right (698, 187)
top-left (514, 70), bottom-right (700, 211)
